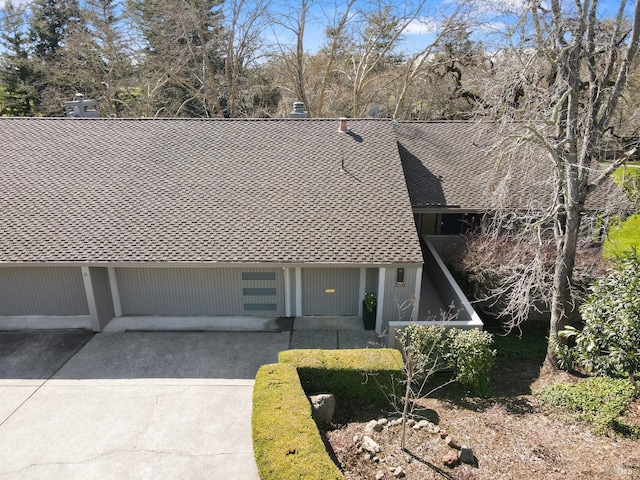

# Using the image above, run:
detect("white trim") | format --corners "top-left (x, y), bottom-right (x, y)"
top-left (358, 268), bottom-right (366, 317)
top-left (81, 266), bottom-right (100, 332)
top-left (295, 267), bottom-right (302, 317)
top-left (412, 266), bottom-right (422, 321)
top-left (376, 267), bottom-right (386, 333)
top-left (284, 267), bottom-right (291, 317)
top-left (108, 267), bottom-right (122, 317)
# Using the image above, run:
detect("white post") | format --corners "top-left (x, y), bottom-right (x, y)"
top-left (284, 267), bottom-right (291, 317)
top-left (81, 266), bottom-right (100, 332)
top-left (295, 267), bottom-right (302, 317)
top-left (358, 268), bottom-right (366, 317)
top-left (412, 266), bottom-right (423, 321)
top-left (108, 267), bottom-right (122, 317)
top-left (376, 267), bottom-right (386, 333)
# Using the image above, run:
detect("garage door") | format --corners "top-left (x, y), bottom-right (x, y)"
top-left (0, 267), bottom-right (88, 316)
top-left (302, 268), bottom-right (359, 316)
top-left (116, 267), bottom-right (284, 316)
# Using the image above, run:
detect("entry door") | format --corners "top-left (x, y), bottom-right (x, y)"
top-left (302, 268), bottom-right (359, 316)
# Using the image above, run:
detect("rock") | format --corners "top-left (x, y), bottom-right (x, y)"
top-left (443, 450), bottom-right (460, 467)
top-left (445, 436), bottom-right (461, 450)
top-left (366, 419), bottom-right (383, 434)
top-left (406, 419), bottom-right (416, 427)
top-left (378, 418), bottom-right (389, 426)
top-left (392, 466), bottom-right (406, 478)
top-left (459, 446), bottom-right (476, 466)
top-left (439, 431), bottom-right (448, 439)
top-left (362, 435), bottom-right (381, 454)
top-left (308, 394), bottom-right (335, 424)
top-left (417, 419), bottom-right (432, 429)
top-left (375, 471), bottom-right (386, 480)
top-left (364, 453), bottom-right (371, 461)
top-left (353, 435), bottom-right (361, 444)
top-left (432, 425), bottom-right (441, 433)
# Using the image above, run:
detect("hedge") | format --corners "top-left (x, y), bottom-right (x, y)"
top-left (252, 363), bottom-right (345, 480)
top-left (278, 348), bottom-right (404, 402)
top-left (253, 349), bottom-right (405, 479)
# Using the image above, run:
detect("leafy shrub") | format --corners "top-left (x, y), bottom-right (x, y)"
top-left (557, 251), bottom-right (640, 389)
top-left (397, 324), bottom-right (496, 397)
top-left (537, 377), bottom-right (636, 434)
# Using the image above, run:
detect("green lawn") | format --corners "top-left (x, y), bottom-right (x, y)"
top-left (603, 213), bottom-right (640, 258)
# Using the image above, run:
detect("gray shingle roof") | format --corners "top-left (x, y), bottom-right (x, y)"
top-left (1, 118), bottom-right (423, 265)
top-left (396, 121), bottom-right (629, 211)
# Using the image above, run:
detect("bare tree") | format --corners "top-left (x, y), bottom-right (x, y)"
top-left (472, 0), bottom-right (640, 368)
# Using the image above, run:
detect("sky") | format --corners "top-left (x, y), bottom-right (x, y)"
top-left (0, 0), bottom-right (634, 56)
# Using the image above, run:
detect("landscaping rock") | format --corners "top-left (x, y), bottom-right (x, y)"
top-left (375, 471), bottom-right (386, 480)
top-left (378, 418), bottom-right (389, 426)
top-left (308, 394), bottom-right (335, 424)
top-left (443, 450), bottom-right (460, 467)
top-left (362, 435), bottom-right (381, 454)
top-left (392, 466), bottom-right (406, 477)
top-left (445, 436), bottom-right (461, 450)
top-left (407, 419), bottom-right (416, 427)
top-left (460, 446), bottom-right (476, 466)
top-left (417, 419), bottom-right (432, 429)
top-left (366, 419), bottom-right (384, 434)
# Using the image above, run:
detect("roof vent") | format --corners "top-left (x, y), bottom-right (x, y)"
top-left (338, 117), bottom-right (349, 133)
top-left (64, 93), bottom-right (99, 118)
top-left (289, 101), bottom-right (308, 118)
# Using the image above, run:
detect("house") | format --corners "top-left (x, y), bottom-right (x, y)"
top-left (0, 117), bottom-right (425, 334)
top-left (1, 116), bottom-right (625, 336)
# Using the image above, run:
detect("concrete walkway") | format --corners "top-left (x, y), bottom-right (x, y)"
top-left (0, 323), bottom-right (380, 480)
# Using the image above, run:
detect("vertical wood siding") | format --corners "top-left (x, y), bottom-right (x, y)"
top-left (0, 267), bottom-right (89, 316)
top-left (382, 266), bottom-right (419, 321)
top-left (302, 268), bottom-right (359, 316)
top-left (116, 267), bottom-right (283, 316)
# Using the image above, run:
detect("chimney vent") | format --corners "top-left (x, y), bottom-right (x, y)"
top-left (289, 101), bottom-right (308, 118)
top-left (64, 93), bottom-right (99, 118)
top-left (338, 117), bottom-right (349, 133)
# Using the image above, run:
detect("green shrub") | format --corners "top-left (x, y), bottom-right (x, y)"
top-left (537, 377), bottom-right (636, 434)
top-left (397, 324), bottom-right (496, 397)
top-left (558, 252), bottom-right (640, 388)
top-left (252, 363), bottom-right (345, 480)
top-left (278, 349), bottom-right (404, 403)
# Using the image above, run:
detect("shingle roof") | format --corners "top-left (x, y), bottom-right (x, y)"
top-left (0, 118), bottom-right (423, 265)
top-left (396, 121), bottom-right (629, 211)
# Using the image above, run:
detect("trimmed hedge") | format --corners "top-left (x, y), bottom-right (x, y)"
top-left (252, 363), bottom-right (345, 480)
top-left (253, 349), bottom-right (405, 479)
top-left (278, 348), bottom-right (404, 402)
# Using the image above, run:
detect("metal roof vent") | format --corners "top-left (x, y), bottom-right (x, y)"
top-left (338, 117), bottom-right (349, 133)
top-left (289, 101), bottom-right (308, 118)
top-left (64, 93), bottom-right (99, 118)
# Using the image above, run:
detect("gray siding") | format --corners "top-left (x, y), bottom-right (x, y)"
top-left (116, 267), bottom-right (284, 316)
top-left (302, 268), bottom-right (359, 316)
top-left (0, 267), bottom-right (88, 316)
top-left (365, 268), bottom-right (379, 295)
top-left (382, 266), bottom-right (419, 322)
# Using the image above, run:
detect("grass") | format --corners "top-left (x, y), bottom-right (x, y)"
top-left (536, 377), bottom-right (638, 435)
top-left (603, 213), bottom-right (640, 258)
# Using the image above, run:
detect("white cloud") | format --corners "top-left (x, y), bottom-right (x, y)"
top-left (404, 17), bottom-right (441, 35)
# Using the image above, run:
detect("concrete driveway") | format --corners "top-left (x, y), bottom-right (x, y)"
top-left (0, 330), bottom-right (290, 480)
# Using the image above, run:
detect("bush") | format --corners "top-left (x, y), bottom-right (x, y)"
top-left (397, 324), bottom-right (496, 397)
top-left (557, 251), bottom-right (640, 389)
top-left (537, 377), bottom-right (636, 434)
top-left (278, 349), bottom-right (404, 403)
top-left (252, 363), bottom-right (345, 480)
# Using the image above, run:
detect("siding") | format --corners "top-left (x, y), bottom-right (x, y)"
top-left (116, 267), bottom-right (283, 316)
top-left (0, 267), bottom-right (88, 316)
top-left (382, 266), bottom-right (419, 322)
top-left (302, 268), bottom-right (359, 316)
